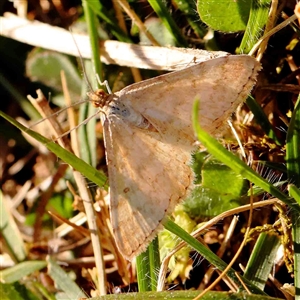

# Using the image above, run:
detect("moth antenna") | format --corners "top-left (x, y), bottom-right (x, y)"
top-left (69, 27), bottom-right (95, 93)
top-left (51, 108), bottom-right (104, 142)
top-left (70, 29), bottom-right (112, 97)
top-left (28, 98), bottom-right (98, 130)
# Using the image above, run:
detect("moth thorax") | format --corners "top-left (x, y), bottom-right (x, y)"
top-left (87, 89), bottom-right (110, 108)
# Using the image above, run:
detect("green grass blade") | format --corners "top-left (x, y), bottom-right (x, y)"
top-left (243, 233), bottom-right (281, 289)
top-left (162, 218), bottom-right (266, 295)
top-left (289, 185), bottom-right (300, 300)
top-left (286, 93), bottom-right (300, 298)
top-left (46, 256), bottom-right (86, 299)
top-left (81, 1), bottom-right (104, 168)
top-left (148, 237), bottom-right (160, 291)
top-left (78, 60), bottom-right (98, 167)
top-left (86, 0), bottom-right (131, 42)
top-left (0, 261), bottom-right (47, 284)
top-left (89, 290), bottom-right (286, 299)
top-left (239, 0), bottom-right (271, 53)
top-left (0, 191), bottom-right (27, 263)
top-left (148, 0), bottom-right (188, 47)
top-left (290, 184), bottom-right (300, 206)
top-left (0, 282), bottom-right (40, 300)
top-left (0, 110), bottom-right (108, 189)
top-left (172, 0), bottom-right (207, 38)
top-left (286, 94), bottom-right (300, 185)
top-left (246, 95), bottom-right (282, 145)
top-left (0, 72), bottom-right (40, 121)
top-left (191, 99), bottom-right (300, 214)
top-left (82, 0), bottom-right (103, 87)
top-left (136, 249), bottom-right (151, 292)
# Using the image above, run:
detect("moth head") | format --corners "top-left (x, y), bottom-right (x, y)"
top-left (87, 89), bottom-right (110, 108)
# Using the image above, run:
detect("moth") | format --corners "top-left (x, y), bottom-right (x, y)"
top-left (87, 55), bottom-right (260, 260)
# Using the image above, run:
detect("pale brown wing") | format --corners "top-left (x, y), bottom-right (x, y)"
top-left (103, 116), bottom-right (195, 260)
top-left (116, 55), bottom-right (260, 139)
top-left (104, 55), bottom-right (260, 260)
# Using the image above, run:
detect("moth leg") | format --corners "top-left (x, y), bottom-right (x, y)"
top-left (96, 74), bottom-right (112, 94)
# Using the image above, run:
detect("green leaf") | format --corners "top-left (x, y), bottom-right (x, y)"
top-left (26, 49), bottom-right (82, 103)
top-left (184, 154), bottom-right (249, 218)
top-left (197, 0), bottom-right (251, 32)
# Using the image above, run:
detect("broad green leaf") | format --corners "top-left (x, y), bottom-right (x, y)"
top-left (26, 49), bottom-right (82, 104)
top-left (197, 0), bottom-right (251, 32)
top-left (184, 153), bottom-right (249, 218)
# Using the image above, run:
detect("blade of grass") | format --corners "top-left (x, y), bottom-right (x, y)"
top-left (246, 95), bottom-right (282, 146)
top-left (88, 290), bottom-right (288, 299)
top-left (173, 0), bottom-right (206, 38)
top-left (136, 249), bottom-right (151, 292)
top-left (286, 93), bottom-right (300, 299)
top-left (0, 72), bottom-right (40, 120)
top-left (191, 99), bottom-right (300, 214)
top-left (239, 0), bottom-right (271, 54)
top-left (243, 233), bottom-right (281, 290)
top-left (286, 94), bottom-right (300, 185)
top-left (46, 256), bottom-right (86, 299)
top-left (0, 191), bottom-right (27, 263)
top-left (86, 0), bottom-right (131, 42)
top-left (82, 0), bottom-right (103, 87)
top-left (136, 237), bottom-right (160, 292)
top-left (148, 237), bottom-right (160, 291)
top-left (162, 218), bottom-right (266, 295)
top-left (77, 60), bottom-right (98, 167)
top-left (0, 261), bottom-right (47, 284)
top-left (0, 282), bottom-right (40, 300)
top-left (289, 184), bottom-right (300, 300)
top-left (0, 110), bottom-right (108, 189)
top-left (148, 0), bottom-right (188, 47)
top-left (76, 4), bottom-right (108, 295)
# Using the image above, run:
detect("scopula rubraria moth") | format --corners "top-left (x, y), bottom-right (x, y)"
top-left (90, 55), bottom-right (260, 260)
